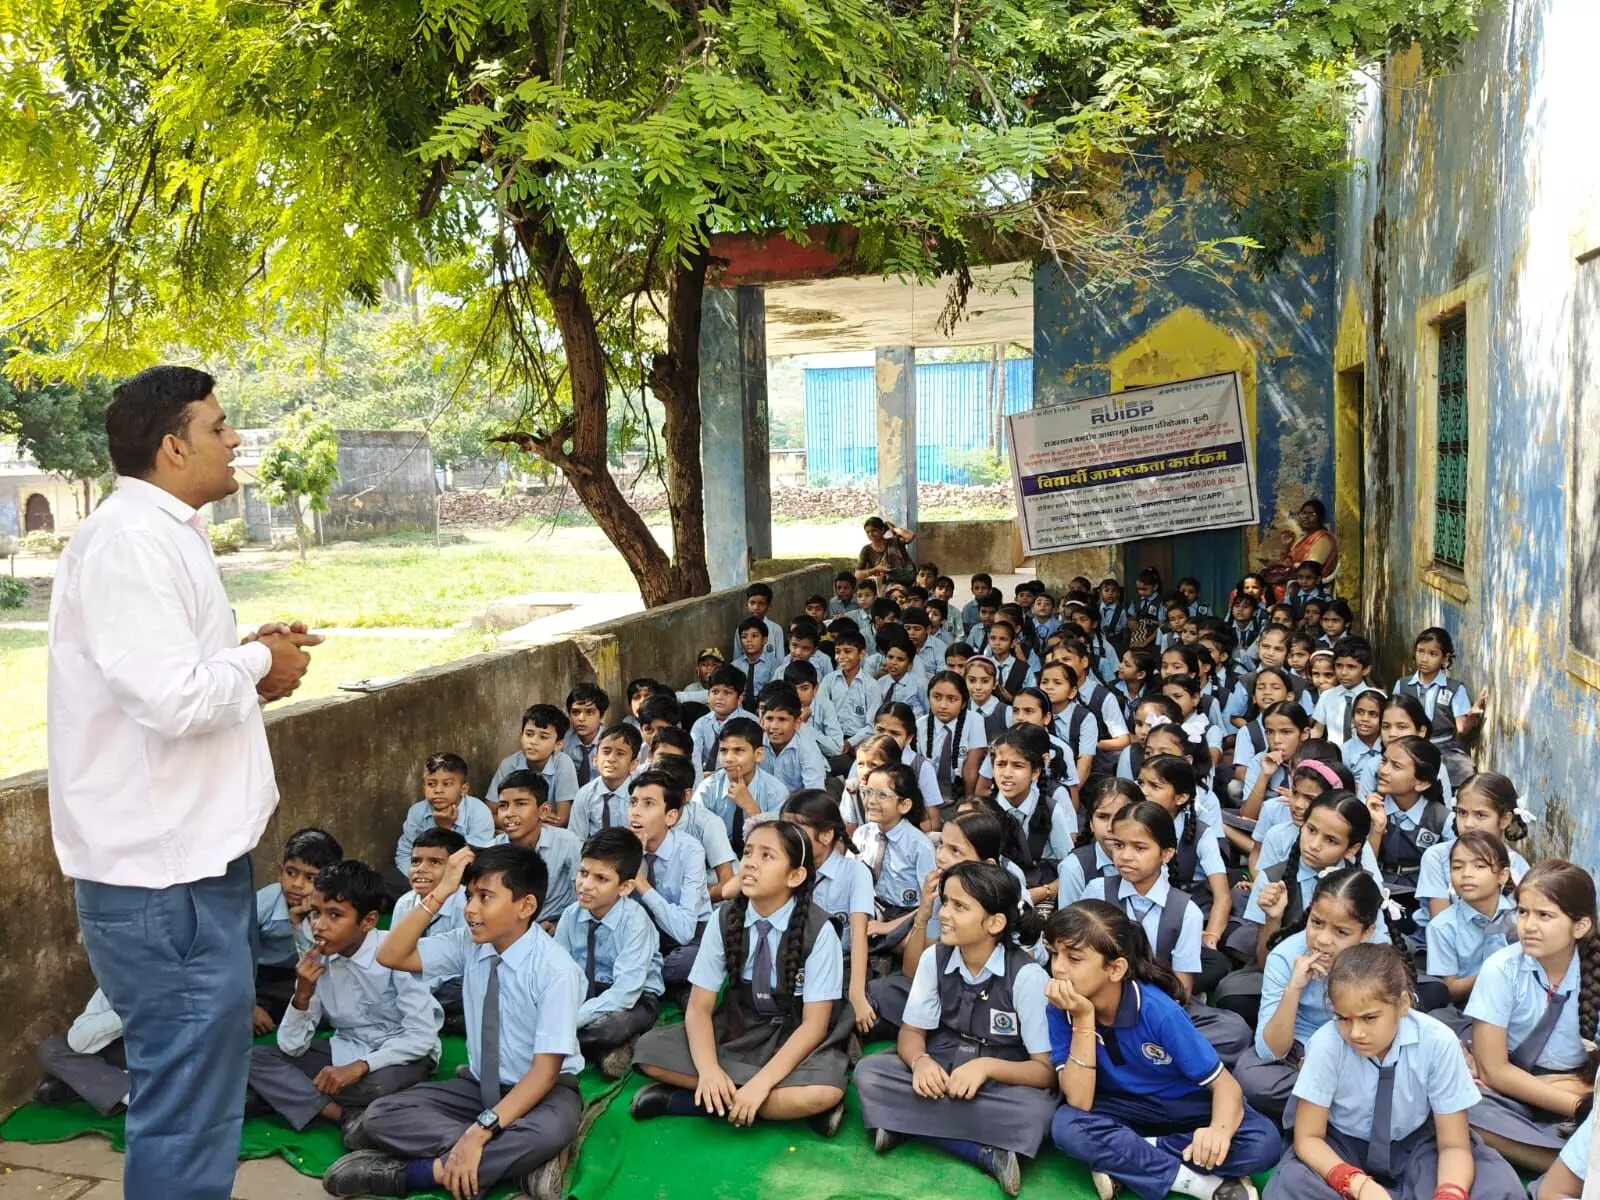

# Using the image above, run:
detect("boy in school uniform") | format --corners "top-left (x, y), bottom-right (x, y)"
top-left (395, 828), bottom-right (469, 1035)
top-left (1310, 636), bottom-right (1376, 746)
top-left (330, 846), bottom-right (584, 1200)
top-left (876, 628), bottom-right (930, 716)
top-left (775, 619), bottom-right (832, 680)
top-left (567, 722), bottom-right (643, 838)
top-left (494, 770), bottom-right (582, 932)
top-left (849, 579), bottom-right (880, 637)
top-left (247, 861), bottom-right (441, 1145)
top-left (758, 682), bottom-right (829, 792)
top-left (734, 617), bottom-right (775, 706)
top-left (817, 627), bottom-right (881, 771)
top-left (900, 607), bottom-right (945, 678)
top-left (649, 752), bottom-right (738, 901)
top-left (676, 647), bottom-right (724, 706)
top-left (255, 827), bottom-right (344, 1033)
top-left (732, 582), bottom-right (786, 667)
top-left (1284, 559), bottom-right (1333, 614)
top-left (785, 660), bottom-right (845, 761)
top-left (562, 683), bottom-right (611, 789)
top-left (34, 986), bottom-right (129, 1115)
top-left (627, 768), bottom-right (711, 984)
top-left (690, 716), bottom-right (787, 840)
top-left (394, 754), bottom-right (495, 879)
top-left (554, 828), bottom-right (665, 1079)
top-left (961, 572), bottom-right (995, 630)
top-left (487, 705), bottom-right (580, 822)
top-left (828, 571), bottom-right (861, 619)
top-left (689, 664), bottom-right (752, 772)
top-left (966, 594), bottom-right (1000, 652)
top-left (987, 619), bottom-right (1034, 704)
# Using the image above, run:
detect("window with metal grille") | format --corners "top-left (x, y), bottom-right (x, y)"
top-left (1432, 313), bottom-right (1469, 570)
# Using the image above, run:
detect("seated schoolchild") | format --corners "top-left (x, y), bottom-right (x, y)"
top-left (630, 819), bottom-right (852, 1136)
top-left (1262, 943), bottom-right (1522, 1200)
top-left (733, 581), bottom-right (787, 666)
top-left (494, 770), bottom-right (582, 931)
top-left (1058, 777), bottom-right (1138, 905)
top-left (1424, 832), bottom-right (1517, 1017)
top-left (554, 828), bottom-right (665, 1080)
top-left (257, 827), bottom-right (344, 1032)
top-left (1413, 771), bottom-right (1529, 932)
top-left (781, 791), bottom-right (877, 1034)
top-left (915, 668), bottom-right (988, 804)
top-left (855, 862), bottom-right (1055, 1197)
top-left (817, 626), bottom-right (882, 772)
top-left (34, 986), bottom-right (129, 1116)
top-left (394, 827), bottom-right (469, 1034)
top-left (1047, 901), bottom-right (1282, 1200)
top-left (567, 723), bottom-right (643, 838)
top-left (563, 683), bottom-right (611, 788)
top-left (329, 846), bottom-right (584, 1200)
top-left (628, 768), bottom-right (712, 983)
top-left (676, 647), bottom-right (725, 706)
top-left (758, 682), bottom-right (828, 792)
top-left (691, 716), bottom-right (788, 844)
top-left (488, 706), bottom-right (580, 822)
top-left (853, 761), bottom-right (938, 954)
top-left (1535, 1107), bottom-right (1592, 1200)
top-left (634, 694), bottom-right (682, 766)
top-left (651, 751), bottom-right (737, 901)
top-left (828, 571), bottom-right (861, 620)
top-left (1233, 868), bottom-right (1387, 1122)
top-left (733, 617), bottom-right (775, 704)
top-left (1368, 737), bottom-right (1451, 911)
top-left (776, 619), bottom-right (831, 680)
top-left (248, 861), bottom-right (441, 1146)
top-left (689, 665), bottom-right (754, 773)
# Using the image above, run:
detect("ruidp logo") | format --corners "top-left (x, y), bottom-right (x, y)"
top-left (1089, 396), bottom-right (1154, 425)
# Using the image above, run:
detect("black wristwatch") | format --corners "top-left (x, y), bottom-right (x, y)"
top-left (475, 1109), bottom-right (502, 1138)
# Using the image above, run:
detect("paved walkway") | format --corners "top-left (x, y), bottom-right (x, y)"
top-left (0, 1134), bottom-right (329, 1200)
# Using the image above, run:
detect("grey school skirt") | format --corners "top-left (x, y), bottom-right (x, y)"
top-left (853, 1043), bottom-right (1057, 1156)
top-left (633, 997), bottom-right (854, 1091)
top-left (1466, 1081), bottom-right (1573, 1150)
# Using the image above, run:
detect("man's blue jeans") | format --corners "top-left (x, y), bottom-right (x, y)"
top-left (75, 856), bottom-right (256, 1200)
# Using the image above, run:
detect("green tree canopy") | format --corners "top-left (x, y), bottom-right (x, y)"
top-left (0, 0), bottom-right (1477, 603)
top-left (259, 408), bottom-right (340, 563)
top-left (0, 348), bottom-right (111, 483)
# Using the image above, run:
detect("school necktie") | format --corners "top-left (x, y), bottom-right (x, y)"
top-left (1509, 984), bottom-right (1568, 1071)
top-left (600, 791), bottom-right (616, 830)
top-left (702, 727), bottom-right (719, 772)
top-left (742, 661), bottom-right (760, 708)
top-left (479, 955), bottom-right (501, 1110)
top-left (645, 852), bottom-right (659, 889)
top-left (584, 917), bottom-right (600, 988)
top-left (751, 919), bottom-right (778, 1015)
top-left (866, 832), bottom-right (887, 884)
top-left (576, 742), bottom-right (593, 787)
top-left (1367, 1063), bottom-right (1397, 1176)
top-left (936, 725), bottom-right (955, 790)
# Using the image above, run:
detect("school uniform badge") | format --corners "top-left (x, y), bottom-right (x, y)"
top-left (989, 1010), bottom-right (1019, 1036)
top-left (1416, 830), bottom-right (1439, 848)
top-left (902, 888), bottom-right (919, 905)
top-left (1141, 1042), bottom-right (1173, 1065)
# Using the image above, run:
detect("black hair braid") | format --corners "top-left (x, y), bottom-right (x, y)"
top-left (1383, 901), bottom-right (1416, 983)
top-left (720, 893), bottom-right (751, 990)
top-left (1030, 788), bottom-right (1054, 847)
top-left (1165, 845), bottom-right (1186, 892)
top-left (1279, 835), bottom-right (1304, 904)
top-left (1579, 933), bottom-right (1600, 1049)
top-left (779, 871), bottom-right (818, 998)
top-left (924, 707), bottom-right (937, 764)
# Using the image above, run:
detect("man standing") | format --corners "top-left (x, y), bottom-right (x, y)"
top-left (47, 366), bottom-right (321, 1199)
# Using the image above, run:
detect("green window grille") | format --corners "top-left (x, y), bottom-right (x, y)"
top-left (1433, 313), bottom-right (1468, 570)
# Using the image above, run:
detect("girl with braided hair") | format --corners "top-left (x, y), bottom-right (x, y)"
top-left (632, 820), bottom-right (852, 1135)
top-left (914, 670), bottom-right (986, 805)
top-left (1425, 831), bottom-right (1517, 1010)
top-left (1465, 861), bottom-right (1600, 1172)
top-left (1414, 771), bottom-right (1531, 930)
top-left (988, 726), bottom-right (1071, 899)
top-left (855, 862), bottom-right (1054, 1196)
top-left (1057, 777), bottom-right (1138, 906)
top-left (1262, 942), bottom-right (1524, 1200)
top-left (1137, 755), bottom-right (1231, 964)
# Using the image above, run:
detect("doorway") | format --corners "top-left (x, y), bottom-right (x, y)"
top-left (1123, 529), bottom-right (1244, 615)
top-left (24, 493), bottom-right (53, 533)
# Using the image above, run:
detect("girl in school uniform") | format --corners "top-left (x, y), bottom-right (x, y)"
top-left (1354, 696), bottom-right (1457, 805)
top-left (1233, 868), bottom-right (1387, 1122)
top-left (1305, 651), bottom-right (1338, 710)
top-left (989, 726), bottom-right (1074, 901)
top-left (1252, 761), bottom-right (1360, 876)
top-left (1262, 942), bottom-right (1524, 1200)
top-left (1115, 647), bottom-right (1162, 722)
top-left (1040, 661), bottom-right (1099, 784)
top-left (915, 670), bottom-right (987, 804)
top-left (1085, 800), bottom-right (1252, 1064)
top-left (1059, 778), bottom-right (1140, 906)
top-left (1535, 1109), bottom-right (1592, 1200)
top-left (839, 731), bottom-right (900, 833)
top-left (853, 762), bottom-right (937, 953)
top-left (632, 819), bottom-right (853, 1134)
top-left (963, 655), bottom-right (1013, 744)
top-left (781, 791), bottom-right (878, 1036)
top-left (1239, 702), bottom-right (1314, 831)
top-left (1465, 860), bottom-right (1600, 1173)
top-left (1424, 831), bottom-right (1517, 1015)
top-left (1338, 688), bottom-right (1386, 794)
top-left (1414, 771), bottom-right (1530, 929)
top-left (1393, 627), bottom-right (1486, 791)
top-left (1366, 736), bottom-right (1451, 913)
top-left (1047, 900), bottom-right (1283, 1200)
top-left (1316, 600), bottom-right (1353, 651)
top-left (871, 703), bottom-right (945, 829)
top-left (855, 862), bottom-right (1055, 1197)
top-left (1114, 695), bottom-right (1185, 782)
top-left (1135, 755), bottom-right (1232, 984)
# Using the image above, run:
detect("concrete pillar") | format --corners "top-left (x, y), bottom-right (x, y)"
top-left (699, 285), bottom-right (772, 590)
top-left (875, 346), bottom-right (917, 530)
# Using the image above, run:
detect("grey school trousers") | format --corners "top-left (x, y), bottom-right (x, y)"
top-left (247, 1043), bottom-right (435, 1130)
top-left (363, 1075), bottom-right (581, 1188)
top-left (37, 1034), bottom-right (129, 1116)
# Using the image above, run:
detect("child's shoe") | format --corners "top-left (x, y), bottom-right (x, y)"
top-left (807, 1099), bottom-right (846, 1138)
top-left (978, 1147), bottom-right (1021, 1197)
top-left (322, 1151), bottom-right (408, 1197)
top-left (523, 1145), bottom-right (572, 1200)
top-left (598, 1037), bottom-right (637, 1080)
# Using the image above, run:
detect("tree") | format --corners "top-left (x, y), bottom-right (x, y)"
top-left (258, 409), bottom-right (340, 564)
top-left (0, 349), bottom-right (112, 515)
top-left (0, 0), bottom-right (1478, 605)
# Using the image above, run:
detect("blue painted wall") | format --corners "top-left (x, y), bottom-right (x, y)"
top-left (1335, 2), bottom-right (1600, 864)
top-left (1032, 170), bottom-right (1338, 561)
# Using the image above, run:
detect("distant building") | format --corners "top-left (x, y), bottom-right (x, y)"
top-left (0, 440), bottom-right (99, 539)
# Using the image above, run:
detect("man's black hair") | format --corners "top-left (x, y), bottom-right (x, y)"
top-left (463, 844), bottom-right (548, 908)
top-left (106, 366), bottom-right (217, 477)
top-left (312, 860), bottom-right (387, 919)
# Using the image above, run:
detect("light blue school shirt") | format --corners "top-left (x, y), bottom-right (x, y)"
top-left (1413, 841), bottom-right (1528, 928)
top-left (990, 652), bottom-right (1035, 692)
top-left (1242, 858), bottom-right (1391, 944)
top-left (993, 782), bottom-right (1076, 861)
top-left (1172, 808), bottom-right (1227, 885)
top-left (902, 943), bottom-right (1051, 1053)
top-left (529, 823), bottom-right (581, 924)
top-left (731, 653), bottom-right (774, 698)
top-left (554, 897), bottom-right (665, 1027)
top-left (805, 692), bottom-right (846, 757)
top-left (878, 670), bottom-right (930, 717)
top-left (1098, 875), bottom-right (1203, 974)
top-left (566, 776), bottom-right (633, 839)
top-left (255, 884), bottom-right (303, 967)
top-left (418, 923), bottom-right (586, 1081)
top-left (1241, 748), bottom-right (1292, 811)
top-left (488, 749), bottom-right (579, 807)
top-left (1341, 735), bottom-right (1382, 785)
top-left (691, 768), bottom-right (789, 838)
top-left (278, 930), bottom-right (442, 1070)
top-left (1426, 894), bottom-right (1517, 979)
top-left (761, 729), bottom-right (828, 792)
top-left (1465, 943), bottom-right (1589, 1071)
top-left (731, 616), bottom-right (786, 666)
top-left (811, 850), bottom-right (876, 918)
top-left (1256, 931), bottom-right (1335, 1060)
top-left (395, 796), bottom-right (497, 874)
top-left (1257, 819), bottom-right (1382, 876)
top-left (1384, 794), bottom-right (1455, 851)
top-left (961, 597), bottom-right (984, 628)
top-left (395, 887), bottom-right (469, 939)
top-left (636, 827), bottom-right (711, 944)
top-left (562, 729), bottom-right (602, 782)
top-left (673, 800), bottom-right (738, 876)
top-left (689, 707), bottom-right (752, 770)
top-left (915, 710), bottom-right (987, 773)
top-left (1311, 684), bottom-right (1358, 744)
top-left (1057, 843), bottom-right (1119, 905)
top-left (913, 642), bottom-right (945, 678)
top-left (1401, 671), bottom-right (1472, 723)
top-left (1051, 706), bottom-right (1100, 761)
top-left (1252, 797), bottom-right (1294, 846)
top-left (774, 649), bottom-right (833, 680)
top-left (818, 670), bottom-right (882, 742)
top-left (687, 896), bottom-right (843, 1002)
top-left (852, 818), bottom-right (936, 910)
top-left (1356, 750), bottom-right (1455, 805)
top-left (1293, 1011), bottom-right (1481, 1143)
top-left (1558, 1110), bottom-right (1593, 1180)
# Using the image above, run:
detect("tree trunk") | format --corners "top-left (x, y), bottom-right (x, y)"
top-left (511, 207), bottom-right (689, 607)
top-left (293, 499), bottom-right (308, 564)
top-left (647, 242), bottom-right (712, 599)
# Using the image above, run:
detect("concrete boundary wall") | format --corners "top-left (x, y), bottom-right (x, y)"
top-left (0, 565), bottom-right (832, 1112)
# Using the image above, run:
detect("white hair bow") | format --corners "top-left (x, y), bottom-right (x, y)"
top-left (1514, 804), bottom-right (1537, 824)
top-left (1146, 715), bottom-right (1173, 728)
top-left (1318, 864), bottom-right (1343, 879)
top-left (1379, 885), bottom-right (1405, 921)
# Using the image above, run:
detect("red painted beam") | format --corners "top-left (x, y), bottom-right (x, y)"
top-left (707, 225), bottom-right (861, 285)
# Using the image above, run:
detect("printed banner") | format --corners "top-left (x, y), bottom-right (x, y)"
top-left (1006, 372), bottom-right (1259, 555)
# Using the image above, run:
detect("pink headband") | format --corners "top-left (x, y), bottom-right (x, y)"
top-left (1298, 759), bottom-right (1343, 790)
